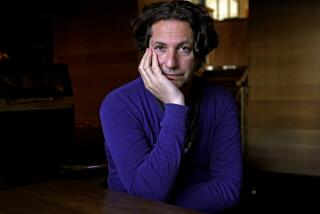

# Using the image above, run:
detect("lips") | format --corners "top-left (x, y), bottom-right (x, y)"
top-left (163, 73), bottom-right (183, 81)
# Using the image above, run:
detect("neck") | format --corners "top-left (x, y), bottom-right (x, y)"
top-left (181, 77), bottom-right (194, 101)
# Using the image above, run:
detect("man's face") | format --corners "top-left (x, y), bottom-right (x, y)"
top-left (149, 20), bottom-right (197, 89)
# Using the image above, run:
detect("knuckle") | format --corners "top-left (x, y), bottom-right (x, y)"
top-left (145, 83), bottom-right (152, 90)
top-left (151, 65), bottom-right (157, 71)
top-left (143, 65), bottom-right (149, 71)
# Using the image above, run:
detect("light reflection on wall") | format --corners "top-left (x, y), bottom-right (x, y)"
top-left (206, 0), bottom-right (248, 20)
top-left (186, 0), bottom-right (202, 4)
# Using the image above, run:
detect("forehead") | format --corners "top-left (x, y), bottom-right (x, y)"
top-left (150, 20), bottom-right (194, 44)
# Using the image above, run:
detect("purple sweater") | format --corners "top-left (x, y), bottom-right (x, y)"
top-left (99, 77), bottom-right (242, 213)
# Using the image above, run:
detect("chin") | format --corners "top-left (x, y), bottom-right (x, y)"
top-left (172, 81), bottom-right (183, 88)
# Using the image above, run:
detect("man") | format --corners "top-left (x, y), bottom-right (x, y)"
top-left (99, 1), bottom-right (242, 213)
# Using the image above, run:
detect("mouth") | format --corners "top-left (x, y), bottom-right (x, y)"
top-left (163, 74), bottom-right (183, 81)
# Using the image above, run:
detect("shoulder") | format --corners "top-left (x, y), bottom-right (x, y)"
top-left (198, 77), bottom-right (238, 113)
top-left (99, 77), bottom-right (145, 113)
top-left (200, 77), bottom-right (235, 102)
top-left (197, 78), bottom-right (239, 129)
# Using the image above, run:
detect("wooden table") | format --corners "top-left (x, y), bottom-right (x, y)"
top-left (0, 178), bottom-right (202, 214)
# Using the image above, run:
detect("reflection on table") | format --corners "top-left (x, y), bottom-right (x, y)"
top-left (0, 178), bottom-right (202, 214)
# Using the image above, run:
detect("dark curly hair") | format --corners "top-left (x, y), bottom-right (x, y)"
top-left (131, 0), bottom-right (218, 69)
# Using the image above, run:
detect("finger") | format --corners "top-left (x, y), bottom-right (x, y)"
top-left (139, 49), bottom-right (155, 90)
top-left (143, 48), bottom-right (155, 77)
top-left (139, 49), bottom-right (151, 80)
top-left (151, 51), bottom-right (169, 85)
top-left (138, 49), bottom-right (148, 74)
top-left (143, 50), bottom-right (159, 90)
top-left (151, 50), bottom-right (162, 77)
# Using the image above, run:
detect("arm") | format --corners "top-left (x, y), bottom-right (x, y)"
top-left (101, 96), bottom-right (189, 201)
top-left (172, 92), bottom-right (243, 213)
top-left (100, 49), bottom-right (189, 201)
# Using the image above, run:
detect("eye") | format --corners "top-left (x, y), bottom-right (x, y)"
top-left (180, 46), bottom-right (192, 54)
top-left (154, 45), bottom-right (166, 53)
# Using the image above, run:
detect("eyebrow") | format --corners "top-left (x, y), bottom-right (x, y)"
top-left (150, 41), bottom-right (193, 47)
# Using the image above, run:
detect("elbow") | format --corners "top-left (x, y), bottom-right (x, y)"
top-left (229, 187), bottom-right (241, 208)
top-left (222, 181), bottom-right (242, 211)
top-left (127, 180), bottom-right (170, 202)
top-left (129, 188), bottom-right (169, 202)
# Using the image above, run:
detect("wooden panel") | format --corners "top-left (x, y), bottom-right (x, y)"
top-left (70, 62), bottom-right (139, 127)
top-left (248, 128), bottom-right (320, 176)
top-left (56, 51), bottom-right (138, 65)
top-left (54, 0), bottom-right (138, 127)
top-left (248, 100), bottom-right (320, 129)
top-left (249, 54), bottom-right (320, 85)
top-left (249, 1), bottom-right (320, 42)
top-left (247, 0), bottom-right (320, 175)
top-left (208, 19), bottom-right (248, 66)
top-left (250, 84), bottom-right (320, 101)
top-left (250, 39), bottom-right (320, 57)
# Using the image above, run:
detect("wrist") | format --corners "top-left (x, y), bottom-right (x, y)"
top-left (166, 95), bottom-right (185, 106)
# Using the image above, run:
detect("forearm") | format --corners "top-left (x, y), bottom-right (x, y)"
top-left (128, 125), bottom-right (185, 200)
top-left (172, 176), bottom-right (242, 213)
top-left (102, 99), bottom-right (190, 201)
top-left (171, 89), bottom-right (243, 213)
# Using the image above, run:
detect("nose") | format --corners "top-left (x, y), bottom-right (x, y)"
top-left (164, 49), bottom-right (178, 70)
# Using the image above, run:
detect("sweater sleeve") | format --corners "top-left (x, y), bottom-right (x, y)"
top-left (172, 91), bottom-right (243, 214)
top-left (100, 92), bottom-right (190, 201)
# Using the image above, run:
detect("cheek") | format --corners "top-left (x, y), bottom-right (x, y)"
top-left (156, 54), bottom-right (165, 66)
top-left (182, 57), bottom-right (196, 69)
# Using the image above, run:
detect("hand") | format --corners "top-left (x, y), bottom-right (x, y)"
top-left (138, 48), bottom-right (185, 105)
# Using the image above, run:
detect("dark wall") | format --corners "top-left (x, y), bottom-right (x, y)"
top-left (0, 1), bottom-right (139, 177)
top-left (54, 0), bottom-right (139, 127)
top-left (0, 0), bottom-right (139, 127)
